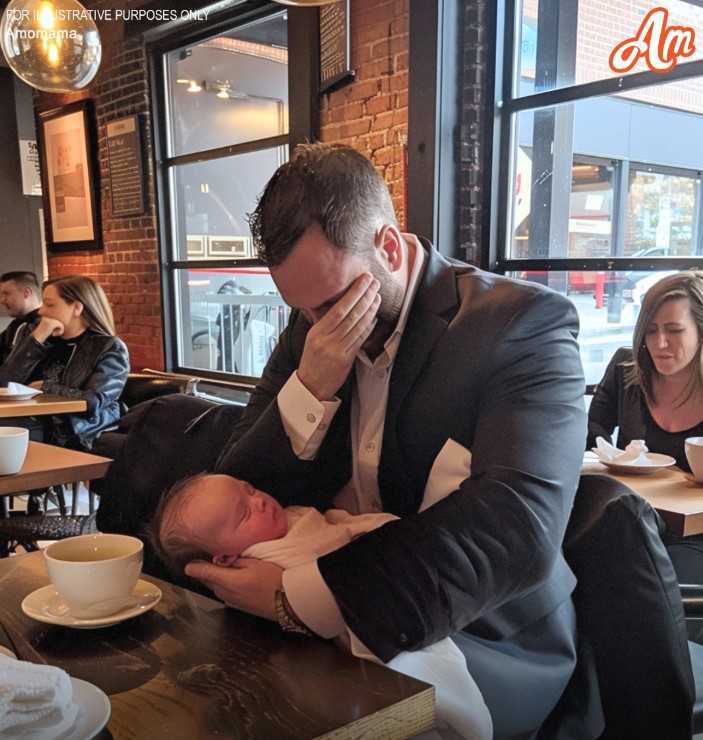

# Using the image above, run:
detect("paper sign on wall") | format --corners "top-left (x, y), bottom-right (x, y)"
top-left (20, 140), bottom-right (42, 196)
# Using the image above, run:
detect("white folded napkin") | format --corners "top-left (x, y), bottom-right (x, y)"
top-left (0, 383), bottom-right (41, 397)
top-left (0, 652), bottom-right (78, 736)
top-left (593, 437), bottom-right (650, 465)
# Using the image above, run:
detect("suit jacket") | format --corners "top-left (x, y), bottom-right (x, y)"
top-left (217, 241), bottom-right (590, 736)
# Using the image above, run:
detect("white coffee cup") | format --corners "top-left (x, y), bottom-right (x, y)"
top-left (685, 437), bottom-right (703, 484)
top-left (44, 533), bottom-right (143, 613)
top-left (0, 427), bottom-right (29, 475)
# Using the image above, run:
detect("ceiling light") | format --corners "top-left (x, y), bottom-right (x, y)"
top-left (217, 84), bottom-right (230, 99)
top-left (187, 81), bottom-right (202, 92)
top-left (0, 0), bottom-right (102, 92)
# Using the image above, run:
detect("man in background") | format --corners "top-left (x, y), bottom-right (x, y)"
top-left (0, 271), bottom-right (42, 364)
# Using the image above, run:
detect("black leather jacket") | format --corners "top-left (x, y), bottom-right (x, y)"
top-left (0, 328), bottom-right (130, 449)
top-left (0, 309), bottom-right (41, 364)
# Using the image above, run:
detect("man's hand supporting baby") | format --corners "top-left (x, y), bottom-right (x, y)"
top-left (185, 558), bottom-right (284, 622)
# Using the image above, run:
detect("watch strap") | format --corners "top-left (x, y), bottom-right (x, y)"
top-left (274, 590), bottom-right (313, 636)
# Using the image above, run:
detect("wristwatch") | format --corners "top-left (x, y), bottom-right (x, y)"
top-left (274, 590), bottom-right (314, 636)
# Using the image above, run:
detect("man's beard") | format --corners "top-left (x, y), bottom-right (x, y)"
top-left (361, 259), bottom-right (404, 360)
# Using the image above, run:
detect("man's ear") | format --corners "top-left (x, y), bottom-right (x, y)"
top-left (212, 553), bottom-right (239, 567)
top-left (376, 224), bottom-right (404, 273)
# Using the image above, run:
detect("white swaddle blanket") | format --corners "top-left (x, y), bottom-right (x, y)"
top-left (0, 652), bottom-right (78, 737)
top-left (244, 506), bottom-right (493, 740)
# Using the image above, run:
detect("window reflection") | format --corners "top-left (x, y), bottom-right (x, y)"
top-left (516, 0), bottom-right (703, 95)
top-left (516, 269), bottom-right (680, 384)
top-left (178, 268), bottom-right (290, 378)
top-left (508, 100), bottom-right (702, 261)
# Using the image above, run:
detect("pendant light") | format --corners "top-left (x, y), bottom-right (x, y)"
top-left (0, 0), bottom-right (102, 93)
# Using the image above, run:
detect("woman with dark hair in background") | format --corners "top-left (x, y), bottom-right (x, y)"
top-left (0, 275), bottom-right (129, 451)
top-left (588, 270), bottom-right (703, 581)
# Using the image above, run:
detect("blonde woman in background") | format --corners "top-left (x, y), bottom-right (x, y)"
top-left (0, 275), bottom-right (129, 451)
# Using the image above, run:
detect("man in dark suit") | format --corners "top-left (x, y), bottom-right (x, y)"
top-left (186, 144), bottom-right (598, 738)
top-left (0, 271), bottom-right (42, 364)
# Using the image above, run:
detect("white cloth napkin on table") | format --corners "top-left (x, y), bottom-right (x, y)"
top-left (0, 652), bottom-right (78, 737)
top-left (592, 437), bottom-right (650, 465)
top-left (0, 383), bottom-right (41, 397)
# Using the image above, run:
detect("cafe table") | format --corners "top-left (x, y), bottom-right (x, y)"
top-left (0, 394), bottom-right (87, 418)
top-left (0, 551), bottom-right (435, 739)
top-left (0, 442), bottom-right (112, 517)
top-left (582, 455), bottom-right (703, 537)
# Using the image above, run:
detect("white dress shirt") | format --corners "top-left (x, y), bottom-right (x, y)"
top-left (278, 236), bottom-right (426, 638)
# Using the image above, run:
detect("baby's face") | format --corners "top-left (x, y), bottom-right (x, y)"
top-left (185, 475), bottom-right (287, 565)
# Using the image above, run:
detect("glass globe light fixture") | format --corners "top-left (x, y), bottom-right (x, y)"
top-left (0, 0), bottom-right (102, 93)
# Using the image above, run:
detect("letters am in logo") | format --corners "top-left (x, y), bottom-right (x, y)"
top-left (609, 7), bottom-right (695, 74)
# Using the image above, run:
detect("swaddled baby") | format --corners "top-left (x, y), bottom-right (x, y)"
top-left (150, 472), bottom-right (493, 740)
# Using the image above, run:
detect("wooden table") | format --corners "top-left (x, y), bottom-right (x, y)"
top-left (582, 457), bottom-right (703, 537)
top-left (0, 442), bottom-right (111, 497)
top-left (0, 552), bottom-right (435, 739)
top-left (0, 394), bottom-right (86, 418)
top-left (0, 442), bottom-right (111, 517)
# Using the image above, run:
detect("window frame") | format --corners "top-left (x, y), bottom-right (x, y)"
top-left (491, 1), bottom-right (703, 276)
top-left (146, 2), bottom-right (319, 381)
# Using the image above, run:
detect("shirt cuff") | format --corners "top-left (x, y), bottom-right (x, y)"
top-left (278, 372), bottom-right (341, 460)
top-left (282, 561), bottom-right (347, 639)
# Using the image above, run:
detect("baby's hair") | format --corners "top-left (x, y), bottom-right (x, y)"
top-left (146, 472), bottom-right (213, 579)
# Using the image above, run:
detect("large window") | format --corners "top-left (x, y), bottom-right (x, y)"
top-left (154, 8), bottom-right (290, 381)
top-left (495, 0), bottom-right (703, 385)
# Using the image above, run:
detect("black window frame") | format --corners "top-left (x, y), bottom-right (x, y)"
top-left (145, 0), bottom-right (319, 381)
top-left (491, 1), bottom-right (703, 277)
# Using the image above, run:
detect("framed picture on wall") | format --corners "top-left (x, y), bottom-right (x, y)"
top-left (38, 100), bottom-right (101, 252)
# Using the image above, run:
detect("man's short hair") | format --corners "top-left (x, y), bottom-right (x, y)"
top-left (0, 271), bottom-right (40, 295)
top-left (248, 143), bottom-right (398, 267)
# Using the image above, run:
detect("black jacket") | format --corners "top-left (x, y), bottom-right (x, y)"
top-left (0, 328), bottom-right (130, 449)
top-left (0, 309), bottom-right (41, 364)
top-left (216, 242), bottom-right (592, 737)
top-left (587, 346), bottom-right (703, 469)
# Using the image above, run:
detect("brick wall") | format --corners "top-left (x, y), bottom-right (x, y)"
top-left (459, 0), bottom-right (492, 265)
top-left (319, 0), bottom-right (409, 229)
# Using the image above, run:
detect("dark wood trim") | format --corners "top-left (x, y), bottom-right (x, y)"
top-left (407, 0), bottom-right (461, 257)
top-left (288, 6), bottom-right (320, 146)
top-left (407, 0), bottom-right (439, 245)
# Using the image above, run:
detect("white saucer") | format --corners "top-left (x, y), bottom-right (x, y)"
top-left (599, 452), bottom-right (677, 474)
top-left (21, 580), bottom-right (162, 628)
top-left (0, 391), bottom-right (39, 401)
top-left (62, 677), bottom-right (111, 740)
top-left (0, 651), bottom-right (110, 739)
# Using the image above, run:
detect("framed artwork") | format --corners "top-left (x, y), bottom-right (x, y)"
top-left (319, 0), bottom-right (355, 93)
top-left (38, 101), bottom-right (101, 251)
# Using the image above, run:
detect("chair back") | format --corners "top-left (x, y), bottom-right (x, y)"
top-left (95, 394), bottom-right (244, 582)
top-left (563, 474), bottom-right (694, 739)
